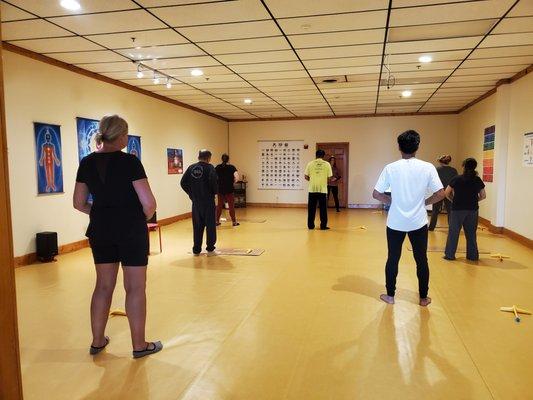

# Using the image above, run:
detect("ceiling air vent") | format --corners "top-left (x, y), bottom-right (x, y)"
top-left (313, 75), bottom-right (347, 84)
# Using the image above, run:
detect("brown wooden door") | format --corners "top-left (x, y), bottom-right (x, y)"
top-left (316, 143), bottom-right (349, 208)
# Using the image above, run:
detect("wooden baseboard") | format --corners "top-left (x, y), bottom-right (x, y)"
top-left (478, 216), bottom-right (504, 234)
top-left (247, 202), bottom-right (307, 208)
top-left (13, 212), bottom-right (192, 267)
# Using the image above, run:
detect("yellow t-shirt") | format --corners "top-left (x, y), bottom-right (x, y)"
top-left (305, 159), bottom-right (333, 193)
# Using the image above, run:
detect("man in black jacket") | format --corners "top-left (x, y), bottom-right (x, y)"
top-left (180, 150), bottom-right (218, 256)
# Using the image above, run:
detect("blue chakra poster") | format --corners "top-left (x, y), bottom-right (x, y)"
top-left (127, 135), bottom-right (141, 160)
top-left (34, 123), bottom-right (63, 194)
top-left (76, 117), bottom-right (100, 162)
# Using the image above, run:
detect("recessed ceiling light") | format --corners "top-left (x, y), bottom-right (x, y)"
top-left (136, 71), bottom-right (143, 78)
top-left (166, 78), bottom-right (172, 89)
top-left (244, 99), bottom-right (253, 105)
top-left (418, 55), bottom-right (432, 63)
top-left (60, 0), bottom-right (81, 11)
top-left (401, 90), bottom-right (412, 98)
top-left (301, 24), bottom-right (312, 30)
top-left (190, 69), bottom-right (204, 77)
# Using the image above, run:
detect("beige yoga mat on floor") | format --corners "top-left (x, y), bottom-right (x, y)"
top-left (220, 217), bottom-right (266, 223)
top-left (408, 246), bottom-right (490, 254)
top-left (191, 248), bottom-right (265, 256)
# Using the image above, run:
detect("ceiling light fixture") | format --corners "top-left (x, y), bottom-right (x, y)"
top-left (136, 64), bottom-right (144, 79)
top-left (190, 69), bottom-right (204, 77)
top-left (418, 55), bottom-right (432, 63)
top-left (244, 98), bottom-right (253, 105)
top-left (401, 90), bottom-right (412, 98)
top-left (60, 0), bottom-right (81, 11)
top-left (166, 78), bottom-right (172, 89)
top-left (153, 72), bottom-right (160, 85)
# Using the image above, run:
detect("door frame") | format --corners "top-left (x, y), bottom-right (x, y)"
top-left (316, 142), bottom-right (349, 208)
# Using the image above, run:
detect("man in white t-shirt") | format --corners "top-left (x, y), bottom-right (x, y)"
top-left (373, 130), bottom-right (444, 307)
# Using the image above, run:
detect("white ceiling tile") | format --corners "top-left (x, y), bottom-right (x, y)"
top-left (0, 2), bottom-right (34, 21)
top-left (290, 29), bottom-right (385, 49)
top-left (442, 80), bottom-right (497, 87)
top-left (199, 36), bottom-right (289, 55)
top-left (461, 55), bottom-right (533, 68)
top-left (480, 32), bottom-right (533, 48)
top-left (455, 64), bottom-right (528, 76)
top-left (117, 43), bottom-right (205, 60)
top-left (179, 74), bottom-right (243, 83)
top-left (5, 0), bottom-right (139, 16)
top-left (297, 43), bottom-right (383, 60)
top-left (390, 1), bottom-right (515, 27)
top-left (77, 61), bottom-right (136, 72)
top-left (47, 50), bottom-right (128, 64)
top-left (218, 50), bottom-right (298, 64)
top-left (470, 45), bottom-right (533, 58)
top-left (231, 61), bottom-right (302, 73)
top-left (391, 60), bottom-right (462, 72)
top-left (9, 36), bottom-right (103, 53)
top-left (265, 0), bottom-right (388, 17)
top-left (278, 11), bottom-right (388, 34)
top-left (388, 50), bottom-right (469, 64)
top-left (393, 0), bottom-right (489, 7)
top-left (508, 0), bottom-right (533, 17)
top-left (387, 37), bottom-right (482, 54)
top-left (447, 74), bottom-right (503, 82)
top-left (191, 81), bottom-right (251, 89)
top-left (309, 65), bottom-right (381, 77)
top-left (388, 19), bottom-right (496, 42)
top-left (492, 16), bottom-right (533, 33)
top-left (2, 19), bottom-right (72, 40)
top-left (138, 0), bottom-right (224, 6)
top-left (242, 70), bottom-right (308, 81)
top-left (178, 20), bottom-right (280, 42)
top-left (260, 84), bottom-right (317, 92)
top-left (253, 77), bottom-right (314, 87)
top-left (86, 29), bottom-right (188, 49)
top-left (48, 10), bottom-right (165, 35)
top-left (151, 1), bottom-right (269, 26)
top-left (160, 65), bottom-right (233, 77)
top-left (303, 56), bottom-right (381, 69)
top-left (142, 56), bottom-right (220, 69)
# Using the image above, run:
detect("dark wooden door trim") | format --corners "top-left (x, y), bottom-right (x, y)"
top-left (0, 18), bottom-right (24, 400)
top-left (316, 142), bottom-right (349, 208)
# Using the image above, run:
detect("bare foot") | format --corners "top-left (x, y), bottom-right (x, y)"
top-left (380, 294), bottom-right (395, 304)
top-left (419, 297), bottom-right (432, 307)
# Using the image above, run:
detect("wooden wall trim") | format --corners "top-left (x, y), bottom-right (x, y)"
top-left (247, 202), bottom-right (308, 208)
top-left (14, 212), bottom-right (192, 267)
top-left (478, 216), bottom-right (504, 234)
top-left (502, 228), bottom-right (533, 250)
top-left (2, 42), bottom-right (228, 123)
top-left (230, 110), bottom-right (457, 123)
top-left (457, 64), bottom-right (533, 114)
top-left (0, 23), bottom-right (24, 400)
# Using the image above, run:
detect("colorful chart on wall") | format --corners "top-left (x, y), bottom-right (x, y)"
top-left (523, 132), bottom-right (533, 167)
top-left (76, 117), bottom-right (100, 162)
top-left (482, 125), bottom-right (495, 182)
top-left (127, 135), bottom-right (141, 160)
top-left (167, 148), bottom-right (183, 174)
top-left (258, 140), bottom-right (303, 190)
top-left (34, 123), bottom-right (63, 194)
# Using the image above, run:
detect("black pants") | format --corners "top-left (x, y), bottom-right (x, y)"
top-left (385, 225), bottom-right (429, 298)
top-left (308, 193), bottom-right (328, 229)
top-left (327, 185), bottom-right (340, 211)
top-left (192, 202), bottom-right (217, 254)
top-left (428, 198), bottom-right (452, 230)
top-left (445, 210), bottom-right (479, 260)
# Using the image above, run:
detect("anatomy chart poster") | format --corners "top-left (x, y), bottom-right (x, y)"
top-left (34, 122), bottom-right (63, 194)
top-left (127, 135), bottom-right (141, 160)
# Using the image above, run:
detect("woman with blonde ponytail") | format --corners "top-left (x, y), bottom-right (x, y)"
top-left (73, 115), bottom-right (162, 358)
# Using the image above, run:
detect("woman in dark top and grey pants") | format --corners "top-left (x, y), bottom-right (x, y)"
top-left (73, 115), bottom-right (162, 358)
top-left (443, 158), bottom-right (486, 261)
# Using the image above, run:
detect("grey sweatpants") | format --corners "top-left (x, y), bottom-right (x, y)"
top-left (444, 210), bottom-right (479, 260)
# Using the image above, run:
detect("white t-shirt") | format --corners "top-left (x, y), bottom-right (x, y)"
top-left (374, 158), bottom-right (443, 232)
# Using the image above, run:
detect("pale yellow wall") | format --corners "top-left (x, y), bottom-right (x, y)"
top-left (4, 51), bottom-right (228, 257)
top-left (505, 72), bottom-right (533, 239)
top-left (229, 115), bottom-right (459, 205)
top-left (457, 95), bottom-right (497, 220)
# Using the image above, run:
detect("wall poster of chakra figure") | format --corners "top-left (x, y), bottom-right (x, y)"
top-left (34, 122), bottom-right (63, 194)
top-left (167, 148), bottom-right (183, 174)
top-left (258, 140), bottom-right (303, 190)
top-left (76, 117), bottom-right (100, 162)
top-left (127, 135), bottom-right (141, 160)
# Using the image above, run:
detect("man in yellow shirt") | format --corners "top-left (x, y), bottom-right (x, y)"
top-left (305, 149), bottom-right (333, 230)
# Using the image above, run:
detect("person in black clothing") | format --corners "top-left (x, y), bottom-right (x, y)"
top-left (181, 149), bottom-right (218, 256)
top-left (215, 153), bottom-right (240, 226)
top-left (444, 158), bottom-right (486, 261)
top-left (327, 156), bottom-right (342, 212)
top-left (428, 155), bottom-right (458, 230)
top-left (73, 115), bottom-right (162, 359)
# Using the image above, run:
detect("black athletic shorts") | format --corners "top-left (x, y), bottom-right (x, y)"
top-left (89, 236), bottom-right (149, 267)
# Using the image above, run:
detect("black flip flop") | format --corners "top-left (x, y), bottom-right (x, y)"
top-left (89, 336), bottom-right (110, 355)
top-left (132, 341), bottom-right (163, 359)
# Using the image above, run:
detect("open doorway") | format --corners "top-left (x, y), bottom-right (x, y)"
top-left (316, 142), bottom-right (349, 209)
